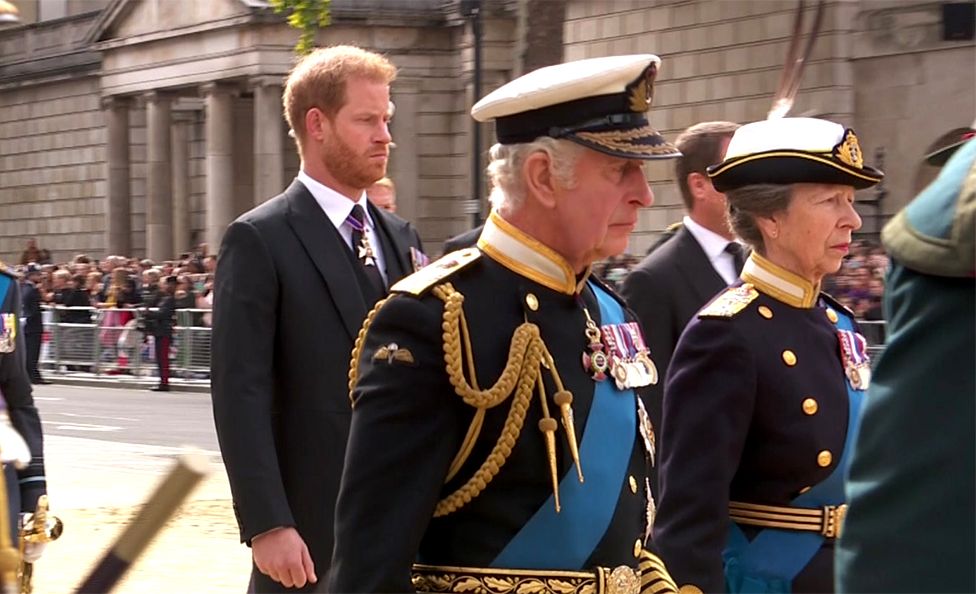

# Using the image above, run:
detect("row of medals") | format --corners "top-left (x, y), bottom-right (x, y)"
top-left (581, 316), bottom-right (658, 537)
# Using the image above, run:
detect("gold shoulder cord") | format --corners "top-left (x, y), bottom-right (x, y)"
top-left (346, 283), bottom-right (582, 517)
top-left (348, 295), bottom-right (394, 402)
top-left (432, 283), bottom-right (580, 517)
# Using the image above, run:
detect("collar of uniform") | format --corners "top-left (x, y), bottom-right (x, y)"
top-left (741, 251), bottom-right (819, 308)
top-left (477, 211), bottom-right (591, 295)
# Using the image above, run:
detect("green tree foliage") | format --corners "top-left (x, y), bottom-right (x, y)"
top-left (270, 0), bottom-right (332, 55)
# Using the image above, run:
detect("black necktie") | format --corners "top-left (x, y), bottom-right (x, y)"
top-left (346, 204), bottom-right (386, 298)
top-left (725, 242), bottom-right (746, 274)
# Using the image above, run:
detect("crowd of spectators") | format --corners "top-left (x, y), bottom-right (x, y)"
top-left (596, 238), bottom-right (888, 327)
top-left (15, 241), bottom-right (215, 320)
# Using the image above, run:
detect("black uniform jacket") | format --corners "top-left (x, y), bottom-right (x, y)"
top-left (654, 252), bottom-right (860, 594)
top-left (211, 179), bottom-right (423, 592)
top-left (329, 212), bottom-right (668, 593)
top-left (0, 265), bottom-right (46, 512)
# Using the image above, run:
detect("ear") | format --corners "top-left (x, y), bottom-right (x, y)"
top-left (687, 172), bottom-right (712, 202)
top-left (304, 107), bottom-right (329, 143)
top-left (754, 214), bottom-right (779, 240)
top-left (523, 151), bottom-right (558, 209)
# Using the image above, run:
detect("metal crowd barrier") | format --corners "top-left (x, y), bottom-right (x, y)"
top-left (38, 306), bottom-right (212, 385)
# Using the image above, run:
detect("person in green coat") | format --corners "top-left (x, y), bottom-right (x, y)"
top-left (836, 135), bottom-right (976, 593)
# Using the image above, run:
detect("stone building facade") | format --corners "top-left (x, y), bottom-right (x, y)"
top-left (565, 0), bottom-right (975, 252)
top-left (0, 0), bottom-right (516, 263)
top-left (0, 0), bottom-right (973, 262)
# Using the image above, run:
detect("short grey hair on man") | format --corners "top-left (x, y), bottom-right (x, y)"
top-left (725, 183), bottom-right (794, 255)
top-left (486, 137), bottom-right (584, 213)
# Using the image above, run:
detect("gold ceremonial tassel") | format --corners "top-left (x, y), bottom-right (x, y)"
top-left (553, 390), bottom-right (583, 483)
top-left (536, 377), bottom-right (561, 513)
top-left (538, 417), bottom-right (560, 513)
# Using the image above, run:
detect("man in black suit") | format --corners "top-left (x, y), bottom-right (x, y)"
top-left (619, 121), bottom-right (741, 496)
top-left (442, 223), bottom-right (483, 254)
top-left (211, 45), bottom-right (424, 593)
top-left (19, 264), bottom-right (47, 385)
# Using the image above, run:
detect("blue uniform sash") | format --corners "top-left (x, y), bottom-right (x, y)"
top-left (724, 312), bottom-right (866, 593)
top-left (492, 281), bottom-right (637, 569)
top-left (0, 275), bottom-right (10, 307)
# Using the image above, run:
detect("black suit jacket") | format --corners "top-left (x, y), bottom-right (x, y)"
top-left (619, 225), bottom-right (731, 497)
top-left (211, 179), bottom-right (423, 593)
top-left (441, 224), bottom-right (484, 255)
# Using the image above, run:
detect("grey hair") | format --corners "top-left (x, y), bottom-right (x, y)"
top-left (486, 138), bottom-right (584, 213)
top-left (725, 184), bottom-right (794, 255)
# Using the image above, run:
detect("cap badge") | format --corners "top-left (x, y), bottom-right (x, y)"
top-left (627, 63), bottom-right (657, 113)
top-left (834, 129), bottom-right (864, 169)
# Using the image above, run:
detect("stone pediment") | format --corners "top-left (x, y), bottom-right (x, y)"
top-left (87, 0), bottom-right (266, 46)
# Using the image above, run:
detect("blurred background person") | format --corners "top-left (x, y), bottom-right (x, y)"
top-left (19, 264), bottom-right (47, 384)
top-left (366, 176), bottom-right (397, 213)
top-left (620, 120), bottom-right (740, 500)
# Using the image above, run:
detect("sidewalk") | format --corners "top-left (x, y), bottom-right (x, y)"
top-left (33, 435), bottom-right (250, 593)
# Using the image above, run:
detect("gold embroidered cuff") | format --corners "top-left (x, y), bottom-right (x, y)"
top-left (729, 501), bottom-right (848, 539)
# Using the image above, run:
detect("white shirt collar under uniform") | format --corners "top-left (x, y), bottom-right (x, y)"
top-left (682, 215), bottom-right (740, 285)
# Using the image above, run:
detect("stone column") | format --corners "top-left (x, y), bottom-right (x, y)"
top-left (251, 76), bottom-right (285, 205)
top-left (203, 83), bottom-right (236, 250)
top-left (145, 91), bottom-right (174, 261)
top-left (103, 96), bottom-right (131, 256)
top-left (388, 79), bottom-right (421, 226)
top-left (171, 113), bottom-right (192, 256)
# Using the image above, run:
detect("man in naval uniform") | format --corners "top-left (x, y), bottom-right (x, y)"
top-left (329, 55), bottom-right (681, 593)
top-left (0, 261), bottom-right (48, 561)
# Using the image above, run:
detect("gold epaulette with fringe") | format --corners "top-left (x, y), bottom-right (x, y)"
top-left (390, 248), bottom-right (481, 296)
top-left (698, 283), bottom-right (759, 319)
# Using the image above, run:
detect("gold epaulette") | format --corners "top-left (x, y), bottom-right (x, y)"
top-left (390, 248), bottom-right (481, 296)
top-left (698, 283), bottom-right (759, 319)
top-left (0, 261), bottom-right (19, 279)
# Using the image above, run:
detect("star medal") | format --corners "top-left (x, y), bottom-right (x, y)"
top-left (358, 236), bottom-right (377, 267)
top-left (580, 307), bottom-right (609, 382)
top-left (644, 477), bottom-right (657, 541)
top-left (637, 397), bottom-right (656, 466)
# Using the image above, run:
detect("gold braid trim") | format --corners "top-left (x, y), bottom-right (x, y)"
top-left (432, 283), bottom-right (549, 517)
top-left (347, 295), bottom-right (394, 406)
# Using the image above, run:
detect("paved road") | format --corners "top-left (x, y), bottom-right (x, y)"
top-left (26, 383), bottom-right (250, 594)
top-left (35, 383), bottom-right (219, 451)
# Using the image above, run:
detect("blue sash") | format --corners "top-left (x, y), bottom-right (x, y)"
top-left (492, 281), bottom-right (637, 569)
top-left (724, 312), bottom-right (866, 593)
top-left (0, 275), bottom-right (10, 308)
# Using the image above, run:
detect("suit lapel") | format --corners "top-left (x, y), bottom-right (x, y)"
top-left (675, 226), bottom-right (727, 304)
top-left (284, 180), bottom-right (367, 341)
top-left (369, 204), bottom-right (412, 282)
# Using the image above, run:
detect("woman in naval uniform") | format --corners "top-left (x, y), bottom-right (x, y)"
top-left (651, 118), bottom-right (883, 594)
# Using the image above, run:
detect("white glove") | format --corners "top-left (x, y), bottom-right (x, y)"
top-left (22, 541), bottom-right (46, 563)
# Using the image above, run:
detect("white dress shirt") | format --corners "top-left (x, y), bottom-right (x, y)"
top-left (682, 215), bottom-right (741, 286)
top-left (297, 170), bottom-right (388, 284)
